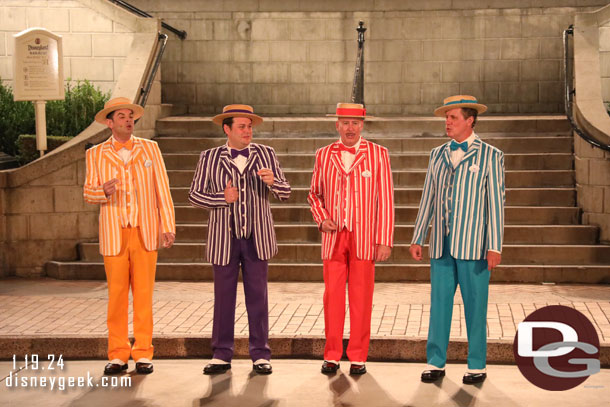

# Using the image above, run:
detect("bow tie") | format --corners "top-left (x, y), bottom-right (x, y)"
top-left (338, 144), bottom-right (357, 155)
top-left (230, 148), bottom-right (249, 159)
top-left (113, 138), bottom-right (134, 151)
top-left (450, 140), bottom-right (468, 152)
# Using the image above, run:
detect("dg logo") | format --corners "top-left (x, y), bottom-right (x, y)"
top-left (513, 305), bottom-right (601, 391)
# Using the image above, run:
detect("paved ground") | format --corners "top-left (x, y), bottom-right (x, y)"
top-left (0, 359), bottom-right (608, 407)
top-left (0, 279), bottom-right (609, 344)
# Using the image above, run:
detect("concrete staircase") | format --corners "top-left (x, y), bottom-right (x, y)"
top-left (47, 116), bottom-right (610, 283)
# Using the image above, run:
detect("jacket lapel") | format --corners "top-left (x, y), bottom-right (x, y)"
top-left (127, 138), bottom-right (145, 167)
top-left (219, 146), bottom-right (234, 176)
top-left (330, 142), bottom-right (346, 175)
top-left (244, 145), bottom-right (260, 174)
top-left (457, 137), bottom-right (481, 168)
top-left (101, 139), bottom-right (124, 169)
top-left (441, 142), bottom-right (452, 170)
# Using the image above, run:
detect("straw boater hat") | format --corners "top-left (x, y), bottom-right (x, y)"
top-left (212, 104), bottom-right (263, 126)
top-left (327, 102), bottom-right (367, 119)
top-left (433, 95), bottom-right (487, 117)
top-left (94, 97), bottom-right (144, 124)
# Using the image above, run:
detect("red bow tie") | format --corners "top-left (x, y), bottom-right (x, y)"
top-left (338, 144), bottom-right (357, 154)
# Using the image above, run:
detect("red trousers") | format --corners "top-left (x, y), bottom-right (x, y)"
top-left (323, 229), bottom-right (375, 362)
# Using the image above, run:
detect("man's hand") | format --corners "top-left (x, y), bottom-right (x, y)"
top-left (257, 168), bottom-right (274, 186)
top-left (409, 244), bottom-right (423, 261)
top-left (162, 232), bottom-right (176, 249)
top-left (487, 251), bottom-right (501, 270)
top-left (321, 219), bottom-right (338, 233)
top-left (103, 178), bottom-right (119, 198)
top-left (224, 180), bottom-right (238, 203)
top-left (375, 245), bottom-right (391, 262)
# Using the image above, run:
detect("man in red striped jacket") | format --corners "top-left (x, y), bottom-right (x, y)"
top-left (308, 103), bottom-right (395, 375)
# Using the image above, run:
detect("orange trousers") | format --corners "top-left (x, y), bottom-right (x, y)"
top-left (322, 229), bottom-right (375, 362)
top-left (103, 227), bottom-right (157, 362)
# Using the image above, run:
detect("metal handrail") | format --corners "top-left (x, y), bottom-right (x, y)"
top-left (137, 32), bottom-right (168, 109)
top-left (563, 25), bottom-right (610, 152)
top-left (109, 0), bottom-right (187, 39)
top-left (351, 21), bottom-right (366, 106)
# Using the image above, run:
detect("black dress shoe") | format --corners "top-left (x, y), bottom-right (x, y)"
top-left (349, 364), bottom-right (367, 375)
top-left (253, 363), bottom-right (273, 375)
top-left (421, 369), bottom-right (445, 383)
top-left (136, 362), bottom-right (154, 374)
top-left (321, 361), bottom-right (340, 374)
top-left (463, 372), bottom-right (486, 384)
top-left (104, 362), bottom-right (128, 375)
top-left (203, 363), bottom-right (231, 375)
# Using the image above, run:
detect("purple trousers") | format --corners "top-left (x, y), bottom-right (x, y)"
top-left (211, 237), bottom-right (270, 362)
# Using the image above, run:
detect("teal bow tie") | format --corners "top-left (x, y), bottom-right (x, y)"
top-left (450, 140), bottom-right (468, 152)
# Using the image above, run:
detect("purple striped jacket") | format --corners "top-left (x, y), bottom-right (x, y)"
top-left (188, 143), bottom-right (291, 266)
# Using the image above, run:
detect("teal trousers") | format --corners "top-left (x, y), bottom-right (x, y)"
top-left (427, 235), bottom-right (490, 370)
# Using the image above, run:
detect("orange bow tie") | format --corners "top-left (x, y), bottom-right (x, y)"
top-left (113, 138), bottom-right (134, 151)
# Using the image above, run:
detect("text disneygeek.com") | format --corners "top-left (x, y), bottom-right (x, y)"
top-left (3, 354), bottom-right (131, 391)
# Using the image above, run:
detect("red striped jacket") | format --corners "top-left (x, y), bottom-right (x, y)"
top-left (308, 139), bottom-right (394, 260)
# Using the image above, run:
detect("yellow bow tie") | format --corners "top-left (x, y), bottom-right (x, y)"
top-left (113, 138), bottom-right (134, 151)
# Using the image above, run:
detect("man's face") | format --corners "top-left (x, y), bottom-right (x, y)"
top-left (106, 108), bottom-right (134, 140)
top-left (336, 118), bottom-right (363, 147)
top-left (444, 108), bottom-right (473, 142)
top-left (224, 117), bottom-right (253, 150)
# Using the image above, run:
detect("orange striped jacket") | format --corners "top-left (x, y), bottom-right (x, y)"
top-left (84, 136), bottom-right (175, 256)
top-left (308, 139), bottom-right (395, 260)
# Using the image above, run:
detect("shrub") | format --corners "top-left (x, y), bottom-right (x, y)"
top-left (0, 81), bottom-right (35, 157)
top-left (0, 78), bottom-right (110, 165)
top-left (16, 134), bottom-right (71, 164)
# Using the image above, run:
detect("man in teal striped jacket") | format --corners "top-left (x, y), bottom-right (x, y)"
top-left (410, 95), bottom-right (505, 385)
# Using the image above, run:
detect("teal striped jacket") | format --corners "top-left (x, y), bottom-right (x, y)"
top-left (411, 135), bottom-right (505, 260)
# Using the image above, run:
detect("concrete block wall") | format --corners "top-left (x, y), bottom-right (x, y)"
top-left (0, 0), bottom-right (135, 95)
top-left (0, 0), bottom-right (164, 277)
top-left (600, 21), bottom-right (610, 103)
top-left (130, 0), bottom-right (608, 115)
top-left (575, 137), bottom-right (610, 243)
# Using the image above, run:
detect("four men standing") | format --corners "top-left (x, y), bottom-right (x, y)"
top-left (86, 96), bottom-right (503, 381)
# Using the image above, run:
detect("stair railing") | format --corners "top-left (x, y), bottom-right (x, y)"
top-left (564, 25), bottom-right (610, 152)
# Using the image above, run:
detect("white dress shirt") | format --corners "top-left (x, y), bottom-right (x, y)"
top-left (228, 144), bottom-right (250, 173)
top-left (340, 138), bottom-right (361, 171)
top-left (450, 132), bottom-right (476, 168)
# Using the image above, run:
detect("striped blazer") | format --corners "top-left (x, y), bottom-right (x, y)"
top-left (308, 139), bottom-right (395, 261)
top-left (411, 135), bottom-right (505, 260)
top-left (83, 137), bottom-right (176, 256)
top-left (188, 143), bottom-right (291, 266)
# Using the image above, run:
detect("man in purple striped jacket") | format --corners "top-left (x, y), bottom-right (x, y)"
top-left (189, 104), bottom-right (291, 376)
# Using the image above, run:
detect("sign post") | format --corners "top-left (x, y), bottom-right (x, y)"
top-left (13, 28), bottom-right (64, 157)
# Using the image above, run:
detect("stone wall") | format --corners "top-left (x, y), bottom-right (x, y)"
top-left (600, 21), bottom-right (610, 103)
top-left (0, 0), bottom-right (164, 277)
top-left (573, 4), bottom-right (610, 244)
top-left (130, 0), bottom-right (608, 115)
top-left (0, 0), bottom-right (135, 94)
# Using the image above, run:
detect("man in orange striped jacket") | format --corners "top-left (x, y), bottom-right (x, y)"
top-left (84, 97), bottom-right (175, 376)
top-left (308, 103), bottom-right (394, 375)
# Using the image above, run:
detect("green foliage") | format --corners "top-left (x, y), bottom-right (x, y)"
top-left (0, 78), bottom-right (110, 165)
top-left (46, 79), bottom-right (110, 138)
top-left (16, 134), bottom-right (71, 165)
top-left (0, 81), bottom-right (35, 157)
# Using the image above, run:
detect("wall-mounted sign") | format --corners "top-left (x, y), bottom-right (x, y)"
top-left (13, 27), bottom-right (64, 101)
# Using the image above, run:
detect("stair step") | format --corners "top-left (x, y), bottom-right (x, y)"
top-left (155, 136), bottom-right (573, 154)
top-left (155, 115), bottom-right (572, 136)
top-left (174, 205), bottom-right (580, 224)
top-left (171, 187), bottom-right (576, 206)
top-left (174, 224), bottom-right (598, 245)
top-left (77, 242), bottom-right (610, 265)
top-left (46, 261), bottom-right (610, 284)
top-left (167, 169), bottom-right (575, 188)
top-left (164, 152), bottom-right (575, 171)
